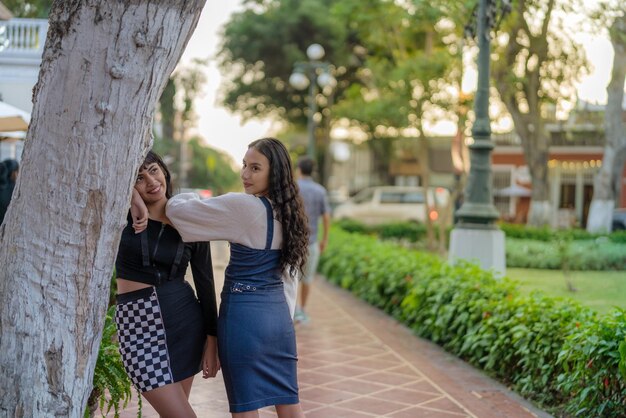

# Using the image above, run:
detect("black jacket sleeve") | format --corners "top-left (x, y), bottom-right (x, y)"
top-left (189, 242), bottom-right (218, 336)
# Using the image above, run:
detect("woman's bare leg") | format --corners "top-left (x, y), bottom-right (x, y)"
top-left (142, 382), bottom-right (197, 418)
top-left (180, 376), bottom-right (195, 399)
top-left (276, 403), bottom-right (304, 418)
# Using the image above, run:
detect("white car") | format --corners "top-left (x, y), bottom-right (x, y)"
top-left (332, 186), bottom-right (451, 226)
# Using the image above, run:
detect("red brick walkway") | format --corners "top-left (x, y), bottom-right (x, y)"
top-left (106, 242), bottom-right (552, 418)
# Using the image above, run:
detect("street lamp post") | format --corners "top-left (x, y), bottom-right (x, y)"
top-left (289, 44), bottom-right (336, 159)
top-left (449, 0), bottom-right (510, 275)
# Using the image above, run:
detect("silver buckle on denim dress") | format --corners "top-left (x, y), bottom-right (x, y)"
top-left (230, 282), bottom-right (257, 293)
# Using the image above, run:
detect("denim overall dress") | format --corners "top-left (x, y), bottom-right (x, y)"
top-left (217, 196), bottom-right (299, 413)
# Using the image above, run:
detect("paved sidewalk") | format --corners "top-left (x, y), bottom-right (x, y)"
top-left (107, 242), bottom-right (552, 418)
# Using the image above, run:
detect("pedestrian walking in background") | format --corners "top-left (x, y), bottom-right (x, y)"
top-left (295, 156), bottom-right (331, 324)
top-left (133, 137), bottom-right (309, 417)
top-left (117, 151), bottom-right (220, 417)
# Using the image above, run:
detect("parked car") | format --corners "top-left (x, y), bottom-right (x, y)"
top-left (613, 208), bottom-right (626, 230)
top-left (332, 186), bottom-right (451, 226)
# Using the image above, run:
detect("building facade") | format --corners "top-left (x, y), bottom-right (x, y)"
top-left (492, 101), bottom-right (626, 228)
top-left (328, 112), bottom-right (625, 229)
top-left (0, 16), bottom-right (47, 160)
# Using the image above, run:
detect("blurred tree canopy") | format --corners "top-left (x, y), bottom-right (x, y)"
top-left (330, 0), bottom-right (455, 135)
top-left (217, 0), bottom-right (364, 182)
top-left (156, 60), bottom-right (240, 194)
top-left (218, 0), bottom-right (460, 188)
top-left (187, 138), bottom-right (241, 193)
top-left (3, 0), bottom-right (51, 18)
top-left (329, 0), bottom-right (458, 233)
top-left (217, 0), bottom-right (356, 126)
top-left (489, 0), bottom-right (589, 226)
top-left (153, 135), bottom-right (240, 194)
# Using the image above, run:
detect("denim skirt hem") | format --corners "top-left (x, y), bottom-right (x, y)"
top-left (219, 288), bottom-right (299, 411)
top-left (230, 396), bottom-right (300, 413)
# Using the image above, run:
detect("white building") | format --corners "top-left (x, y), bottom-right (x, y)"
top-left (0, 14), bottom-right (47, 160)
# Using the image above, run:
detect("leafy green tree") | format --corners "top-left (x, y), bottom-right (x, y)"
top-left (218, 0), bottom-right (352, 123)
top-left (491, 0), bottom-right (588, 226)
top-left (177, 58), bottom-right (207, 129)
top-left (159, 78), bottom-right (177, 146)
top-left (587, 7), bottom-right (626, 232)
top-left (155, 60), bottom-right (239, 193)
top-left (151, 134), bottom-right (239, 194)
top-left (187, 137), bottom-right (241, 193)
top-left (218, 0), bottom-right (462, 193)
top-left (330, 0), bottom-right (455, 157)
top-left (3, 0), bottom-right (51, 18)
top-left (217, 0), bottom-right (360, 179)
top-left (328, 0), bottom-right (456, 249)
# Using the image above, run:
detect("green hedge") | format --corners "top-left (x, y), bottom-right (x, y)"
top-left (319, 227), bottom-right (626, 417)
top-left (333, 220), bottom-right (626, 270)
top-left (500, 223), bottom-right (626, 244)
top-left (506, 238), bottom-right (626, 271)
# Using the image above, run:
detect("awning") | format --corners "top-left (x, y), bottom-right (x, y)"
top-left (495, 184), bottom-right (532, 197)
top-left (0, 101), bottom-right (30, 133)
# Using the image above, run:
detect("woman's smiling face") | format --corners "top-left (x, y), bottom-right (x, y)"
top-left (241, 147), bottom-right (270, 196)
top-left (134, 162), bottom-right (167, 204)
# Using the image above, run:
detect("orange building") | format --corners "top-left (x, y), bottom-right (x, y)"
top-left (491, 106), bottom-right (626, 227)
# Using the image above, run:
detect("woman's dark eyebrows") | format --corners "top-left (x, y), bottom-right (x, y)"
top-left (140, 163), bottom-right (158, 171)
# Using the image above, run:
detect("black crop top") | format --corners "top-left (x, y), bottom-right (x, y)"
top-left (115, 215), bottom-right (218, 335)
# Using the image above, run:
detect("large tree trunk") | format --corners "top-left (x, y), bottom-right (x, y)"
top-left (0, 1), bottom-right (206, 416)
top-left (160, 77), bottom-right (178, 143)
top-left (368, 137), bottom-right (395, 185)
top-left (524, 130), bottom-right (551, 227)
top-left (507, 107), bottom-right (551, 227)
top-left (492, 0), bottom-right (558, 228)
top-left (587, 14), bottom-right (626, 233)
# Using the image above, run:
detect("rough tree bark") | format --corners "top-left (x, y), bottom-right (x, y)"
top-left (493, 0), bottom-right (566, 227)
top-left (505, 103), bottom-right (551, 226)
top-left (0, 1), bottom-right (206, 416)
top-left (586, 13), bottom-right (626, 233)
top-left (495, 60), bottom-right (552, 227)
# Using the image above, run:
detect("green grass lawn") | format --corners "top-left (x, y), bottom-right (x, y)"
top-left (506, 268), bottom-right (626, 314)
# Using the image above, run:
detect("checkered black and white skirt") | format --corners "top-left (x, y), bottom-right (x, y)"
top-left (115, 281), bottom-right (205, 392)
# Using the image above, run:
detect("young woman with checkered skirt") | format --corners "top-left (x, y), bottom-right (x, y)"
top-left (116, 151), bottom-right (219, 417)
top-left (133, 138), bottom-right (309, 418)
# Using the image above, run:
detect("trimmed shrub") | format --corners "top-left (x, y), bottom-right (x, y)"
top-left (506, 238), bottom-right (626, 271)
top-left (333, 220), bottom-right (626, 270)
top-left (320, 227), bottom-right (626, 417)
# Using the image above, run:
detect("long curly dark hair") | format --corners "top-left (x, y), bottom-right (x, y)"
top-left (248, 138), bottom-right (309, 277)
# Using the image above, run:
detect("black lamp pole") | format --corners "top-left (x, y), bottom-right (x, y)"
top-left (455, 0), bottom-right (504, 226)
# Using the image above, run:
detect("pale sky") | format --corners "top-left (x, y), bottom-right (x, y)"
top-left (179, 2), bottom-right (614, 163)
top-left (179, 1), bottom-right (272, 165)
